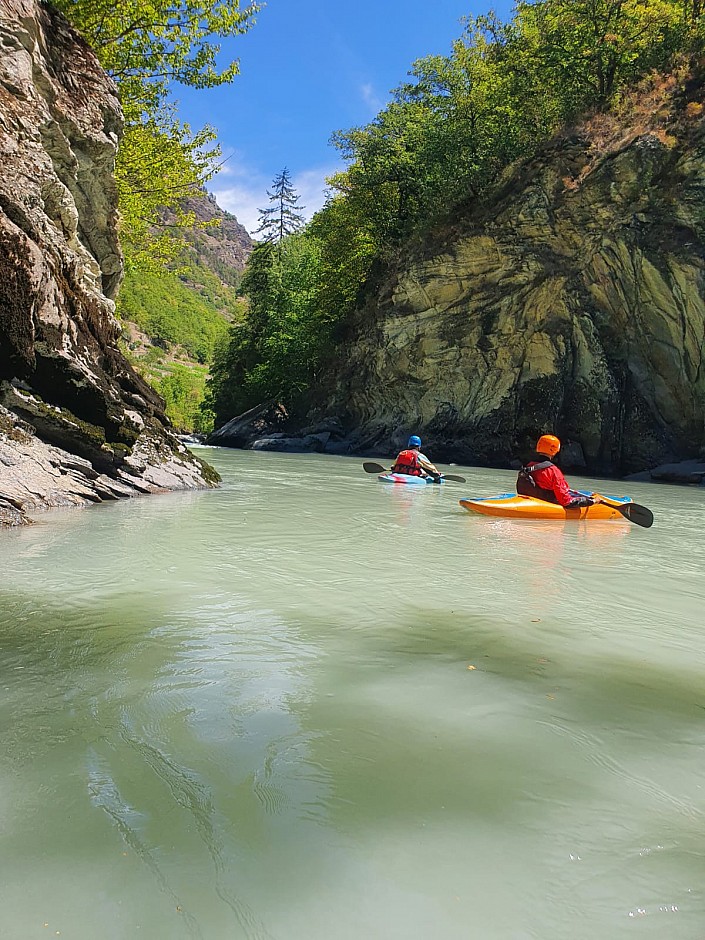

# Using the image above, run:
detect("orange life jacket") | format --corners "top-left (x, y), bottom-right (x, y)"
top-left (392, 449), bottom-right (423, 476)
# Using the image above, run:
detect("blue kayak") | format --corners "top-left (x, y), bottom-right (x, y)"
top-left (378, 473), bottom-right (442, 485)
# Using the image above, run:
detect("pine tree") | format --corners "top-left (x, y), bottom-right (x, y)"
top-left (255, 168), bottom-right (306, 245)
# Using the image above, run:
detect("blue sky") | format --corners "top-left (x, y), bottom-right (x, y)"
top-left (174, 0), bottom-right (513, 234)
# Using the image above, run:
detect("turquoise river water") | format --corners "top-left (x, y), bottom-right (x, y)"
top-left (1, 448), bottom-right (704, 939)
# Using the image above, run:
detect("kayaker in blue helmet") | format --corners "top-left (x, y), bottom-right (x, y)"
top-left (391, 435), bottom-right (440, 478)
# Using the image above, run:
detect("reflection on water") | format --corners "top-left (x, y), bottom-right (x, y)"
top-left (476, 516), bottom-right (631, 612)
top-left (0, 450), bottom-right (704, 939)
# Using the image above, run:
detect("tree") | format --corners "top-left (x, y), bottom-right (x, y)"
top-left (113, 109), bottom-right (220, 269)
top-left (255, 168), bottom-right (306, 245)
top-left (513, 0), bottom-right (684, 110)
top-left (204, 231), bottom-right (345, 424)
top-left (329, 25), bottom-right (543, 244)
top-left (54, 0), bottom-right (260, 266)
top-left (54, 0), bottom-right (259, 122)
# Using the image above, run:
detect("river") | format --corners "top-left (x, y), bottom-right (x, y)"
top-left (1, 448), bottom-right (703, 939)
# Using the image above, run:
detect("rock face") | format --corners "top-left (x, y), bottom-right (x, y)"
top-left (207, 401), bottom-right (351, 453)
top-left (312, 73), bottom-right (705, 474)
top-left (163, 190), bottom-right (253, 284)
top-left (208, 401), bottom-right (291, 448)
top-left (0, 0), bottom-right (218, 526)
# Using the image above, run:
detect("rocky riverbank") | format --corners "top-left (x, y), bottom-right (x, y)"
top-left (207, 400), bottom-right (705, 486)
top-left (0, 402), bottom-right (215, 526)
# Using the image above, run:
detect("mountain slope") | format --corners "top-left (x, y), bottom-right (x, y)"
top-left (117, 191), bottom-right (253, 431)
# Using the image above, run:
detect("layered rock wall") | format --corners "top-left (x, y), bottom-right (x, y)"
top-left (0, 0), bottom-right (217, 526)
top-left (316, 76), bottom-right (705, 474)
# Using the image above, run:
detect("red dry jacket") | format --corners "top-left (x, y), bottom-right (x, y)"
top-left (518, 459), bottom-right (575, 507)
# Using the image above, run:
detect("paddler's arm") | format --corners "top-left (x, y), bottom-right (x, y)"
top-left (418, 456), bottom-right (440, 475)
top-left (419, 454), bottom-right (441, 474)
top-left (543, 466), bottom-right (593, 507)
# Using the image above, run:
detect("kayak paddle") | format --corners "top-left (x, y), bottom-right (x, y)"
top-left (592, 493), bottom-right (654, 528)
top-left (362, 462), bottom-right (467, 484)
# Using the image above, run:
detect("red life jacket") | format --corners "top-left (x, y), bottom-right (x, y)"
top-left (517, 459), bottom-right (559, 503)
top-left (392, 449), bottom-right (423, 476)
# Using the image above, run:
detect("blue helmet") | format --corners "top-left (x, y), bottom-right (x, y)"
top-left (408, 435), bottom-right (422, 448)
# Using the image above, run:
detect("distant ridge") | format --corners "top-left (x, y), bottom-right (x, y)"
top-left (162, 188), bottom-right (254, 286)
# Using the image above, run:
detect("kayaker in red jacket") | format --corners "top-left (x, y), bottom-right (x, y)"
top-left (517, 435), bottom-right (595, 508)
top-left (391, 435), bottom-right (440, 478)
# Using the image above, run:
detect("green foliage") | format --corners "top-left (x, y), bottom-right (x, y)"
top-left (117, 267), bottom-right (241, 363)
top-left (306, 193), bottom-right (377, 323)
top-left (513, 0), bottom-right (686, 110)
top-left (54, 0), bottom-right (260, 268)
top-left (116, 114), bottom-right (221, 269)
top-left (156, 363), bottom-right (212, 433)
top-left (329, 0), bottom-right (695, 245)
top-left (54, 0), bottom-right (260, 121)
top-left (205, 233), bottom-right (343, 424)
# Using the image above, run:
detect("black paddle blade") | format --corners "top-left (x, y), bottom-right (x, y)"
top-left (618, 502), bottom-right (654, 528)
top-left (593, 493), bottom-right (654, 528)
top-left (441, 474), bottom-right (466, 483)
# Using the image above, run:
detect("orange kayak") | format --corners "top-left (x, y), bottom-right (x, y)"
top-left (458, 492), bottom-right (632, 521)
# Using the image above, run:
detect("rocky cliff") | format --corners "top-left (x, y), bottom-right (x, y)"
top-left (313, 69), bottom-right (705, 475)
top-left (0, 0), bottom-right (217, 527)
top-left (165, 189), bottom-right (253, 285)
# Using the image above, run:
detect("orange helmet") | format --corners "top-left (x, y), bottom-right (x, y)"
top-left (536, 434), bottom-right (561, 457)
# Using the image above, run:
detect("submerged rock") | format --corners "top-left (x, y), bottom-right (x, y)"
top-left (251, 432), bottom-right (330, 452)
top-left (0, 0), bottom-right (218, 526)
top-left (626, 459), bottom-right (705, 485)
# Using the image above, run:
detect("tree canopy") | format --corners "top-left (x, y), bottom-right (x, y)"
top-left (55, 0), bottom-right (259, 119)
top-left (329, 0), bottom-right (691, 247)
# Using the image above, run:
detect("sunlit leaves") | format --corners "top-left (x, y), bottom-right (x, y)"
top-left (55, 0), bottom-right (259, 120)
top-left (327, 0), bottom-right (692, 248)
top-left (205, 229), bottom-right (352, 423)
top-left (55, 0), bottom-right (259, 267)
top-left (514, 0), bottom-right (685, 108)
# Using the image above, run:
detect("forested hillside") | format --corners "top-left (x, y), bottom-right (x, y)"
top-left (116, 192), bottom-right (252, 432)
